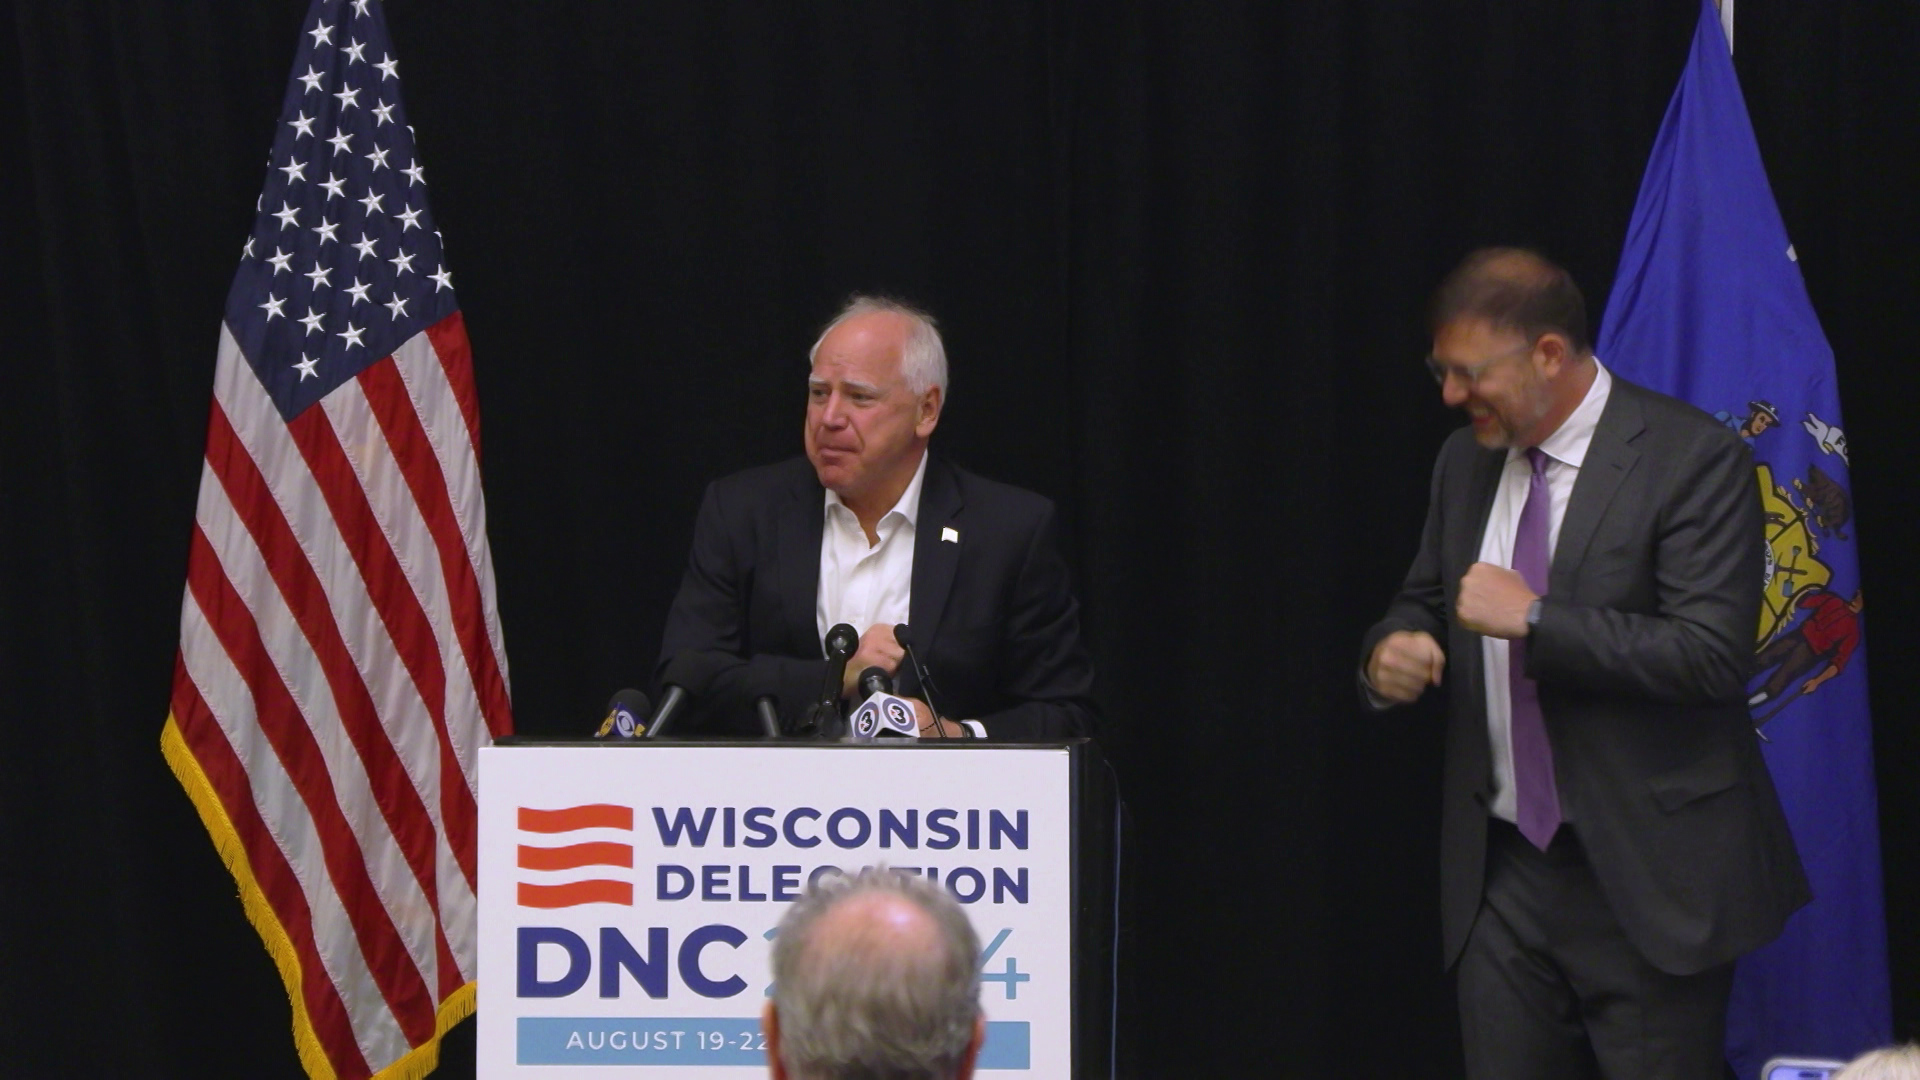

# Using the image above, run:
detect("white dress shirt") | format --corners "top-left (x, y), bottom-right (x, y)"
top-left (816, 452), bottom-right (927, 646)
top-left (1478, 360), bottom-right (1612, 823)
top-left (813, 454), bottom-right (986, 737)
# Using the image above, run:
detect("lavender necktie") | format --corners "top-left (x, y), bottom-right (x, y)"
top-left (1509, 447), bottom-right (1562, 850)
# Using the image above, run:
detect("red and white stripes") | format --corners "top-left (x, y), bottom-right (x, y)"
top-left (166, 311), bottom-right (509, 1079)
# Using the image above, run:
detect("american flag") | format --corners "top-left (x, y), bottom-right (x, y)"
top-left (159, 1), bottom-right (511, 1076)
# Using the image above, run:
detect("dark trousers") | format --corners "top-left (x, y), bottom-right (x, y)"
top-left (1457, 819), bottom-right (1735, 1080)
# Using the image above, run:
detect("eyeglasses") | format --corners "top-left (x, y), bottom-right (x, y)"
top-left (1424, 340), bottom-right (1536, 387)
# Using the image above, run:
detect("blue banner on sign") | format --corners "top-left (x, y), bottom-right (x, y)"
top-left (518, 1017), bottom-right (766, 1065)
top-left (518, 1018), bottom-right (1033, 1069)
top-left (977, 1021), bottom-right (1033, 1069)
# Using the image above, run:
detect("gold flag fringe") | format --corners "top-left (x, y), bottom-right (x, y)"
top-left (375, 984), bottom-right (477, 1080)
top-left (162, 715), bottom-right (477, 1079)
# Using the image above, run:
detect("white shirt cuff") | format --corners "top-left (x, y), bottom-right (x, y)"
top-left (959, 719), bottom-right (987, 739)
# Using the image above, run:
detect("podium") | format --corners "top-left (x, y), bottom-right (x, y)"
top-left (475, 738), bottom-right (1117, 1078)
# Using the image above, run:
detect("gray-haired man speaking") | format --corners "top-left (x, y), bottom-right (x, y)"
top-left (656, 294), bottom-right (1098, 740)
top-left (764, 868), bottom-right (985, 1080)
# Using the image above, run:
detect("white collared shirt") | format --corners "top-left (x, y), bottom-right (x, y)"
top-left (816, 453), bottom-right (927, 648)
top-left (813, 455), bottom-right (986, 737)
top-left (1478, 360), bottom-right (1613, 823)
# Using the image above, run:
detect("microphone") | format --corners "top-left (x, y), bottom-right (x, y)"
top-left (894, 623), bottom-right (948, 722)
top-left (857, 665), bottom-right (893, 700)
top-left (849, 685), bottom-right (920, 739)
top-left (754, 695), bottom-right (781, 739)
top-left (801, 623), bottom-right (860, 738)
top-left (820, 623), bottom-right (859, 703)
top-left (647, 650), bottom-right (726, 739)
top-left (594, 688), bottom-right (652, 740)
top-left (646, 687), bottom-right (689, 739)
top-left (849, 665), bottom-right (918, 739)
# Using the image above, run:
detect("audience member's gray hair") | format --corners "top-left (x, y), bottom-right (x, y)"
top-left (1837, 1044), bottom-right (1920, 1080)
top-left (770, 867), bottom-right (981, 1080)
top-left (810, 295), bottom-right (949, 398)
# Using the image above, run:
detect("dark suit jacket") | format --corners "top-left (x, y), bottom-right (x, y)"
top-left (1361, 376), bottom-right (1809, 976)
top-left (658, 453), bottom-right (1098, 740)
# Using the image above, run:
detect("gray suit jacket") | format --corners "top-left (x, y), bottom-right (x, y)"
top-left (1362, 375), bottom-right (1809, 975)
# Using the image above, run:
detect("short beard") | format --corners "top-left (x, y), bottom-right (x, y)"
top-left (1473, 374), bottom-right (1554, 450)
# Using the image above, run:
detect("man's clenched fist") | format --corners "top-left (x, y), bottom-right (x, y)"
top-left (842, 623), bottom-right (906, 696)
top-left (1455, 562), bottom-right (1536, 640)
top-left (1368, 630), bottom-right (1446, 704)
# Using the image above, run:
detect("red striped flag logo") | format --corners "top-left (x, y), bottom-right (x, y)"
top-left (516, 805), bottom-right (637, 909)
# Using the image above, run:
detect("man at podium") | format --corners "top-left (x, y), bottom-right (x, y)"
top-left (656, 295), bottom-right (1097, 740)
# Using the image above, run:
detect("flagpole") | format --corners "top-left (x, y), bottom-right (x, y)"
top-left (1716, 0), bottom-right (1734, 53)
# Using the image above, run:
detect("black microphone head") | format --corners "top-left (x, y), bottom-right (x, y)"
top-left (598, 688), bottom-right (652, 739)
top-left (825, 623), bottom-right (859, 658)
top-left (857, 666), bottom-right (893, 698)
top-left (893, 623), bottom-right (913, 649)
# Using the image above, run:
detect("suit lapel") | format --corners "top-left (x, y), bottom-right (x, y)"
top-left (909, 455), bottom-right (963, 654)
top-left (777, 468), bottom-right (826, 656)
top-left (1453, 444), bottom-right (1507, 710)
top-left (1460, 444), bottom-right (1506, 577)
top-left (1551, 382), bottom-right (1645, 591)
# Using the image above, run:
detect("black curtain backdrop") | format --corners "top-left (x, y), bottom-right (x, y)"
top-left (3, 2), bottom-right (1914, 1076)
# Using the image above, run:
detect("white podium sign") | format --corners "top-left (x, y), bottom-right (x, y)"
top-left (477, 743), bottom-right (1074, 1078)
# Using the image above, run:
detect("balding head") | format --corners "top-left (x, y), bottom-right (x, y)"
top-left (765, 868), bottom-right (984, 1080)
top-left (1426, 248), bottom-right (1598, 449)
top-left (803, 297), bottom-right (946, 521)
top-left (810, 295), bottom-right (948, 398)
top-left (1430, 247), bottom-right (1592, 355)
